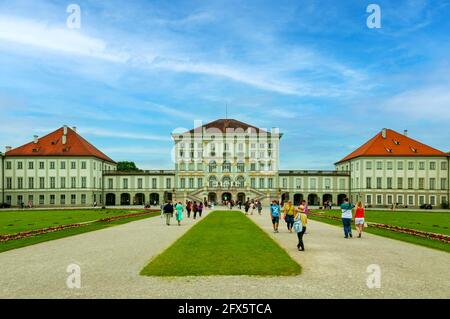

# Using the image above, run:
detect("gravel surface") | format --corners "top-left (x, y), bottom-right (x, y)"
top-left (0, 208), bottom-right (448, 298)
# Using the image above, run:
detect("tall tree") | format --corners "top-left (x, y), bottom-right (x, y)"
top-left (116, 161), bottom-right (139, 171)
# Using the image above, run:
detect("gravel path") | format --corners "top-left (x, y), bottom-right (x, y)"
top-left (0, 208), bottom-right (449, 298)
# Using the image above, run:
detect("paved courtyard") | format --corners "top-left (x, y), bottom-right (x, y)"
top-left (0, 208), bottom-right (449, 298)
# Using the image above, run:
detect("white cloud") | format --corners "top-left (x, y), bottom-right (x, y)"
top-left (102, 146), bottom-right (172, 155)
top-left (81, 127), bottom-right (170, 141)
top-left (0, 15), bottom-right (127, 62)
top-left (0, 14), bottom-right (367, 98)
top-left (155, 12), bottom-right (215, 27)
top-left (382, 86), bottom-right (450, 120)
top-left (144, 102), bottom-right (194, 120)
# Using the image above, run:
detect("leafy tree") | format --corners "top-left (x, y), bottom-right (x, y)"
top-left (116, 161), bottom-right (139, 171)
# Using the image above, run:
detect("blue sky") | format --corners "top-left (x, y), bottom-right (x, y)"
top-left (0, 0), bottom-right (449, 169)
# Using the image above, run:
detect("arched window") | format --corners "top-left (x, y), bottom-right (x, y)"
top-left (236, 176), bottom-right (245, 188)
top-left (209, 176), bottom-right (217, 187)
top-left (222, 161), bottom-right (231, 172)
top-left (237, 161), bottom-right (245, 173)
top-left (222, 176), bottom-right (231, 187)
top-left (209, 160), bottom-right (217, 173)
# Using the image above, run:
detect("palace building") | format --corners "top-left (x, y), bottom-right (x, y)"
top-left (1, 119), bottom-right (449, 208)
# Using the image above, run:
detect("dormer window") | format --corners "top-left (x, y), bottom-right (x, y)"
top-left (392, 139), bottom-right (400, 145)
top-left (385, 148), bottom-right (392, 153)
top-left (410, 147), bottom-right (417, 153)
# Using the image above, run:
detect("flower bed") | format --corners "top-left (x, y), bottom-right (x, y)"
top-left (0, 223), bottom-right (84, 242)
top-left (308, 211), bottom-right (450, 244)
top-left (0, 210), bottom-right (159, 243)
top-left (367, 223), bottom-right (450, 244)
top-left (97, 211), bottom-right (157, 222)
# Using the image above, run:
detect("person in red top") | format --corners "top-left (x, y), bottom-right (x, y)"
top-left (354, 201), bottom-right (365, 238)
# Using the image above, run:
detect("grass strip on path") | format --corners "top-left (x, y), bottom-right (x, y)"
top-left (141, 210), bottom-right (302, 277)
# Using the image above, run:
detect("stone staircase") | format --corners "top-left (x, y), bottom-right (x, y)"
top-left (185, 186), bottom-right (269, 203)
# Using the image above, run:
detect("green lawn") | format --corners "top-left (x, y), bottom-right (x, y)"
top-left (141, 210), bottom-right (302, 277)
top-left (0, 209), bottom-right (145, 235)
top-left (0, 209), bottom-right (159, 253)
top-left (309, 209), bottom-right (450, 253)
top-left (315, 209), bottom-right (450, 235)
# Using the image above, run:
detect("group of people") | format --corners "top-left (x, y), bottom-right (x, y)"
top-left (340, 198), bottom-right (365, 238)
top-left (161, 196), bottom-right (367, 252)
top-left (269, 200), bottom-right (309, 251)
top-left (243, 199), bottom-right (263, 215)
top-left (267, 197), bottom-right (366, 251)
top-left (160, 200), bottom-right (205, 226)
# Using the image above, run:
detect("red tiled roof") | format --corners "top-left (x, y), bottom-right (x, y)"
top-left (5, 126), bottom-right (115, 163)
top-left (186, 119), bottom-right (268, 134)
top-left (336, 129), bottom-right (448, 164)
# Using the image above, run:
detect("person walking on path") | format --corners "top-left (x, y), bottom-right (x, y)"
top-left (300, 199), bottom-right (310, 215)
top-left (354, 201), bottom-right (365, 238)
top-left (270, 200), bottom-right (281, 233)
top-left (163, 201), bottom-right (174, 226)
top-left (257, 200), bottom-right (263, 215)
top-left (250, 201), bottom-right (256, 215)
top-left (283, 200), bottom-right (295, 233)
top-left (186, 201), bottom-right (192, 218)
top-left (198, 202), bottom-right (204, 217)
top-left (244, 200), bottom-right (250, 215)
top-left (341, 198), bottom-right (355, 238)
top-left (192, 201), bottom-right (198, 219)
top-left (294, 208), bottom-right (308, 251)
top-left (175, 202), bottom-right (184, 226)
top-left (299, 200), bottom-right (310, 234)
top-left (160, 202), bottom-right (165, 219)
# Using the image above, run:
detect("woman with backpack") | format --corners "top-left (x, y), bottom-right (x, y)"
top-left (294, 208), bottom-right (308, 251)
top-left (283, 201), bottom-right (295, 233)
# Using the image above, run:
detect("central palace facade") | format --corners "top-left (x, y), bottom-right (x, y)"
top-left (1, 119), bottom-right (449, 208)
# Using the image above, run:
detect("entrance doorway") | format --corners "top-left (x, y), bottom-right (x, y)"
top-left (293, 193), bottom-right (303, 205)
top-left (222, 192), bottom-right (232, 203)
top-left (237, 192), bottom-right (246, 203)
top-left (208, 192), bottom-right (217, 204)
top-left (106, 193), bottom-right (116, 206)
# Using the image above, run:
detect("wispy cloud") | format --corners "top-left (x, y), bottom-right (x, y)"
top-left (81, 127), bottom-right (170, 142)
top-left (0, 15), bottom-right (127, 62)
top-left (381, 86), bottom-right (450, 120)
top-left (0, 13), bottom-right (367, 98)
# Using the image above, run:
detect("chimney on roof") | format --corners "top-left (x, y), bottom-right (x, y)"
top-left (62, 135), bottom-right (67, 145)
top-left (5, 146), bottom-right (12, 152)
top-left (72, 126), bottom-right (77, 133)
top-left (33, 135), bottom-right (38, 144)
top-left (381, 128), bottom-right (387, 139)
top-left (63, 125), bottom-right (68, 135)
top-left (404, 129), bottom-right (408, 137)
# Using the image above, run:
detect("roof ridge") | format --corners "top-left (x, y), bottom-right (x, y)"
top-left (336, 128), bottom-right (447, 164)
top-left (5, 126), bottom-right (115, 163)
